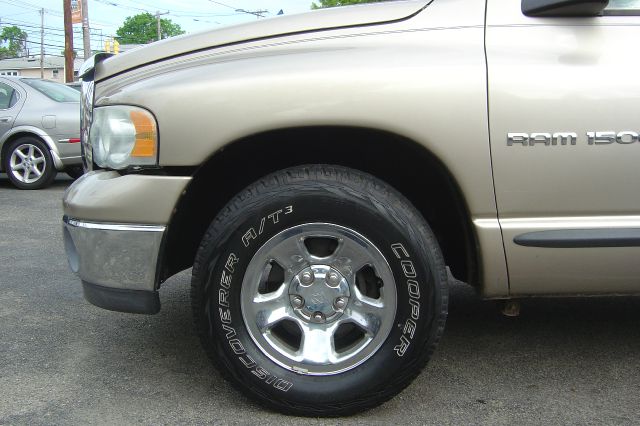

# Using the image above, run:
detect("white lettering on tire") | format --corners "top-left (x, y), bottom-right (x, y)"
top-left (391, 243), bottom-right (421, 357)
top-left (218, 251), bottom-right (294, 392)
top-left (242, 206), bottom-right (293, 248)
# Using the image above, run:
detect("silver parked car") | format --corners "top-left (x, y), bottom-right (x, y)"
top-left (0, 77), bottom-right (82, 189)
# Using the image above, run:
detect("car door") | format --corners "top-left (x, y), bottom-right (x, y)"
top-left (0, 79), bottom-right (23, 136)
top-left (486, 0), bottom-right (640, 295)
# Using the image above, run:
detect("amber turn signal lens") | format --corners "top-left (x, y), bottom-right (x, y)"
top-left (129, 110), bottom-right (157, 157)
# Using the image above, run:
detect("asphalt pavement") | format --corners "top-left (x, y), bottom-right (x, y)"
top-left (1, 174), bottom-right (639, 425)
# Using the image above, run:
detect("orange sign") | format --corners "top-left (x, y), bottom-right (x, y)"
top-left (71, 0), bottom-right (82, 24)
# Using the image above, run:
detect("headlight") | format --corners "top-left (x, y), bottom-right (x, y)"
top-left (89, 106), bottom-right (158, 170)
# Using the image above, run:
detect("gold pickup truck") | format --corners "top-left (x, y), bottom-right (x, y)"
top-left (62, 0), bottom-right (640, 416)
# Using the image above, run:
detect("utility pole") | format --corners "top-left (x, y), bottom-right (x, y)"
top-left (81, 0), bottom-right (91, 59)
top-left (40, 9), bottom-right (44, 78)
top-left (22, 20), bottom-right (29, 57)
top-left (156, 11), bottom-right (169, 41)
top-left (63, 0), bottom-right (74, 82)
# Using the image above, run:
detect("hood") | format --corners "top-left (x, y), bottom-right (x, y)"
top-left (96, 0), bottom-right (428, 80)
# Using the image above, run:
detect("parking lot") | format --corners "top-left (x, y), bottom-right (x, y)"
top-left (1, 174), bottom-right (639, 425)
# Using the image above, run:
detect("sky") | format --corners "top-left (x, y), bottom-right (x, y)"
top-left (0, 0), bottom-right (316, 58)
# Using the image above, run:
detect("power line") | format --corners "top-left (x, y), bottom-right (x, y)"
top-left (1, 19), bottom-right (117, 39)
top-left (93, 0), bottom-right (148, 13)
top-left (1, 10), bottom-right (36, 17)
top-left (124, 0), bottom-right (242, 16)
top-left (206, 0), bottom-right (239, 10)
top-left (206, 0), bottom-right (269, 18)
top-left (25, 39), bottom-right (66, 49)
top-left (1, 30), bottom-right (113, 47)
top-left (167, 11), bottom-right (242, 18)
top-left (0, 2), bottom-right (121, 30)
top-left (0, 0), bottom-right (63, 17)
top-left (92, 0), bottom-right (240, 20)
top-left (189, 18), bottom-right (221, 25)
top-left (1, 0), bottom-right (241, 36)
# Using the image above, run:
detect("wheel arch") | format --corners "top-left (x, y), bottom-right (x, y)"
top-left (160, 126), bottom-right (479, 287)
top-left (0, 129), bottom-right (57, 172)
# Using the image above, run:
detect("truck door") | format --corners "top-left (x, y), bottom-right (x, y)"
top-left (485, 0), bottom-right (640, 295)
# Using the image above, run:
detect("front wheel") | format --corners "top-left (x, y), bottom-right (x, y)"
top-left (191, 165), bottom-right (448, 416)
top-left (4, 137), bottom-right (56, 189)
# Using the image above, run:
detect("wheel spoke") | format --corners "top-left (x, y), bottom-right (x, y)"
top-left (341, 288), bottom-right (385, 336)
top-left (251, 284), bottom-right (294, 331)
top-left (14, 149), bottom-right (27, 161)
top-left (32, 157), bottom-right (44, 165)
top-left (331, 238), bottom-right (374, 279)
top-left (27, 145), bottom-right (34, 158)
top-left (298, 323), bottom-right (337, 365)
top-left (32, 167), bottom-right (42, 178)
top-left (11, 163), bottom-right (24, 171)
top-left (268, 236), bottom-right (308, 273)
top-left (21, 168), bottom-right (30, 181)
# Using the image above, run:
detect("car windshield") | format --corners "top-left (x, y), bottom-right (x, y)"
top-left (21, 78), bottom-right (80, 102)
top-left (607, 0), bottom-right (640, 8)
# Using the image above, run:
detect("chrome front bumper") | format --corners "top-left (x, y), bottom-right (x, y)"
top-left (63, 216), bottom-right (165, 314)
top-left (62, 170), bottom-right (191, 314)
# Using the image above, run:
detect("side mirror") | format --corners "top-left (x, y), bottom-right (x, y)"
top-left (522, 0), bottom-right (609, 17)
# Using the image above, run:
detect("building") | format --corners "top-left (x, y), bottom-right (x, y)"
top-left (0, 46), bottom-right (142, 82)
top-left (0, 56), bottom-right (84, 83)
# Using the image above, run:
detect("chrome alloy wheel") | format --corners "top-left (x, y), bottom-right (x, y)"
top-left (9, 143), bottom-right (47, 184)
top-left (241, 223), bottom-right (397, 376)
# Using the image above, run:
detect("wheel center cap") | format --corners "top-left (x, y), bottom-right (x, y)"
top-left (289, 265), bottom-right (350, 323)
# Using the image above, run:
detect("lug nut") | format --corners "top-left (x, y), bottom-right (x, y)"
top-left (291, 295), bottom-right (304, 309)
top-left (300, 271), bottom-right (314, 284)
top-left (326, 272), bottom-right (341, 286)
top-left (312, 311), bottom-right (325, 323)
top-left (334, 297), bottom-right (347, 310)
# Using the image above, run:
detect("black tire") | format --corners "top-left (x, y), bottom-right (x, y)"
top-left (3, 136), bottom-right (57, 190)
top-left (191, 165), bottom-right (448, 416)
top-left (65, 165), bottom-right (84, 180)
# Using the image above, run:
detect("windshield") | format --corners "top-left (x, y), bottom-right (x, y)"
top-left (21, 78), bottom-right (80, 102)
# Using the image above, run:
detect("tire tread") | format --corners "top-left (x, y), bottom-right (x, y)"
top-left (191, 165), bottom-right (448, 416)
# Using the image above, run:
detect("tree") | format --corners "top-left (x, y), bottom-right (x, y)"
top-left (116, 13), bottom-right (185, 44)
top-left (311, 0), bottom-right (386, 9)
top-left (0, 26), bottom-right (27, 59)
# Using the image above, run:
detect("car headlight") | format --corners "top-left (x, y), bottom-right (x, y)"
top-left (89, 105), bottom-right (158, 170)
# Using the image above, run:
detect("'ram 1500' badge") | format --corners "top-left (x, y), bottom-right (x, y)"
top-left (507, 132), bottom-right (639, 146)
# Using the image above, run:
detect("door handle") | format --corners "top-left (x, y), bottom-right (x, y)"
top-left (0, 116), bottom-right (11, 122)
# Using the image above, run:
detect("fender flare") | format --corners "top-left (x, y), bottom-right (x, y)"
top-left (0, 126), bottom-right (63, 170)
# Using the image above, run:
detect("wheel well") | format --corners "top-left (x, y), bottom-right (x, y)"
top-left (161, 126), bottom-right (478, 286)
top-left (0, 132), bottom-right (45, 171)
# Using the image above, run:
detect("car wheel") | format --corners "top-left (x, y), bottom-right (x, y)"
top-left (65, 165), bottom-right (84, 180)
top-left (4, 137), bottom-right (57, 190)
top-left (191, 165), bottom-right (448, 416)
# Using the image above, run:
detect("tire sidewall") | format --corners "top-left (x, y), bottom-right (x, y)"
top-left (4, 137), bottom-right (56, 190)
top-left (194, 171), bottom-right (445, 409)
